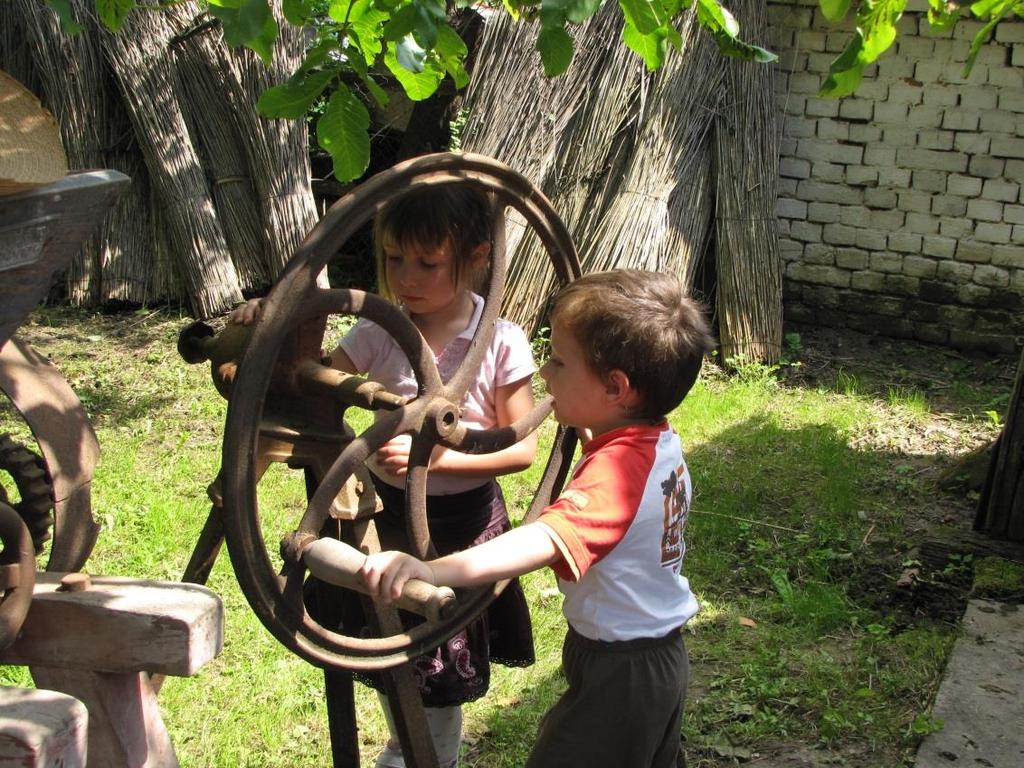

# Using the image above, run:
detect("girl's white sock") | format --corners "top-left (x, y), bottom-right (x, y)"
top-left (424, 704), bottom-right (462, 766)
top-left (375, 693), bottom-right (462, 768)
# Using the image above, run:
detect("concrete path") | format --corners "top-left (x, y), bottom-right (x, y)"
top-left (915, 599), bottom-right (1024, 768)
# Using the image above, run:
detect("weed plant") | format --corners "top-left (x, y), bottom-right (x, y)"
top-left (0, 310), bottom-right (1010, 767)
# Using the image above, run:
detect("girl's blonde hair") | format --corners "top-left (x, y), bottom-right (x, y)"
top-left (373, 184), bottom-right (494, 301)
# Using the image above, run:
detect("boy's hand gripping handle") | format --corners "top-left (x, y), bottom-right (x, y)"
top-left (303, 538), bottom-right (457, 623)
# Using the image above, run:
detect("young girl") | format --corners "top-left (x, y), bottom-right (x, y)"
top-left (231, 184), bottom-right (538, 768)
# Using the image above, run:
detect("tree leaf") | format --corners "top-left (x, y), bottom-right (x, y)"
top-left (694, 0), bottom-right (777, 63)
top-left (537, 25), bottom-right (575, 76)
top-left (502, 0), bottom-right (523, 20)
top-left (695, 0), bottom-right (729, 34)
top-left (436, 24), bottom-right (470, 89)
top-left (622, 20), bottom-right (668, 70)
top-left (411, 2), bottom-right (440, 50)
top-left (385, 43), bottom-right (444, 100)
top-left (394, 33), bottom-right (427, 73)
top-left (316, 85), bottom-right (371, 182)
top-left (45, 0), bottom-right (83, 33)
top-left (565, 0), bottom-right (604, 24)
top-left (714, 33), bottom-right (778, 63)
top-left (95, 0), bottom-right (135, 31)
top-left (418, 0), bottom-right (447, 23)
top-left (435, 23), bottom-right (469, 59)
top-left (858, 0), bottom-right (905, 63)
top-left (830, 30), bottom-right (865, 69)
top-left (328, 0), bottom-right (356, 22)
top-left (208, 0), bottom-right (279, 64)
top-left (819, 0), bottom-right (850, 23)
top-left (970, 0), bottom-right (1004, 15)
top-left (860, 20), bottom-right (897, 61)
top-left (282, 0), bottom-right (314, 25)
top-left (964, 7), bottom-right (1009, 75)
top-left (927, 0), bottom-right (960, 33)
top-left (382, 5), bottom-right (419, 42)
top-left (347, 50), bottom-right (390, 107)
top-left (820, 32), bottom-right (865, 97)
top-left (665, 25), bottom-right (683, 49)
top-left (719, 4), bottom-right (740, 35)
top-left (257, 69), bottom-right (336, 118)
top-left (618, 0), bottom-right (662, 35)
top-left (351, 7), bottom-right (389, 64)
top-left (445, 58), bottom-right (470, 89)
top-left (300, 38), bottom-right (338, 71)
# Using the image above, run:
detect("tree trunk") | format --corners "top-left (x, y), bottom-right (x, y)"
top-left (222, 7), bottom-right (319, 280)
top-left (975, 345), bottom-right (1024, 541)
top-left (713, 0), bottom-right (782, 365)
top-left (8, 0), bottom-right (156, 306)
top-left (98, 0), bottom-right (243, 317)
top-left (167, 7), bottom-right (269, 290)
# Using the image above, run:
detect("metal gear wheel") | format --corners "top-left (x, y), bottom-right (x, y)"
top-left (0, 432), bottom-right (55, 555)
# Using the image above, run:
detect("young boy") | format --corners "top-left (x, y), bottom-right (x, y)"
top-left (361, 268), bottom-right (716, 767)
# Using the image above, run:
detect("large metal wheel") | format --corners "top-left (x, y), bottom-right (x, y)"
top-left (0, 338), bottom-right (102, 572)
top-left (0, 433), bottom-right (54, 556)
top-left (0, 172), bottom-right (126, 574)
top-left (0, 500), bottom-right (36, 650)
top-left (221, 153), bottom-right (581, 671)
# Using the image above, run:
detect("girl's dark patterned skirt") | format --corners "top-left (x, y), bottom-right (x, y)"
top-left (306, 476), bottom-right (536, 707)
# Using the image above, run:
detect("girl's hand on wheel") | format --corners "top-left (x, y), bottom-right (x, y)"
top-left (374, 434), bottom-right (414, 477)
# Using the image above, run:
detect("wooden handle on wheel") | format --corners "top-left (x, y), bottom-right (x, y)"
top-left (303, 538), bottom-right (457, 623)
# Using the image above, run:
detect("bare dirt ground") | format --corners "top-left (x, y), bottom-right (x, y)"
top-left (788, 322), bottom-right (1015, 528)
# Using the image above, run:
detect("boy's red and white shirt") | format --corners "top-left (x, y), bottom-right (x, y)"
top-left (536, 422), bottom-right (698, 642)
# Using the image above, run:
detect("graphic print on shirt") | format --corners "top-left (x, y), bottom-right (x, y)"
top-left (660, 463), bottom-right (689, 569)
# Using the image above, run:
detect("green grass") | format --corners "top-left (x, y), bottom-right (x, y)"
top-left (0, 308), bottom-right (1010, 767)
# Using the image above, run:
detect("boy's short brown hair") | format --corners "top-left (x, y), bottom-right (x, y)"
top-left (550, 269), bottom-right (715, 420)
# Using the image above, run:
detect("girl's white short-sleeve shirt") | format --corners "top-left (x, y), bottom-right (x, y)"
top-left (339, 292), bottom-right (536, 494)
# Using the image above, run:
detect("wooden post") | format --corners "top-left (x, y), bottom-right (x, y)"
top-left (0, 686), bottom-right (88, 767)
top-left (0, 572), bottom-right (224, 768)
top-left (975, 346), bottom-right (1024, 541)
top-left (28, 669), bottom-right (175, 768)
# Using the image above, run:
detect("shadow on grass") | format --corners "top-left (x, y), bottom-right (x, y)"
top-left (466, 664), bottom-right (565, 767)
top-left (777, 322), bottom-right (1018, 420)
top-left (455, 412), bottom-right (978, 766)
top-left (683, 410), bottom-right (974, 618)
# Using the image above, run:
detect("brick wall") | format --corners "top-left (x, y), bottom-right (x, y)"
top-left (768, 0), bottom-right (1024, 353)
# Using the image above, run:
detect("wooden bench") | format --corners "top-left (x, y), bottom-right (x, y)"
top-left (0, 572), bottom-right (223, 767)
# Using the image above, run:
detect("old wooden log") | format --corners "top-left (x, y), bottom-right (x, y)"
top-left (0, 572), bottom-right (223, 768)
top-left (917, 526), bottom-right (1024, 571)
top-left (0, 686), bottom-right (87, 767)
top-left (975, 345), bottom-right (1024, 541)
